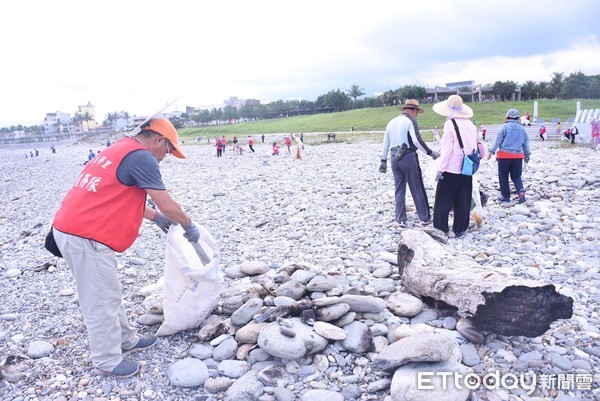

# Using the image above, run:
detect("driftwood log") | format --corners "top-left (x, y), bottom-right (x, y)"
top-left (397, 229), bottom-right (573, 337)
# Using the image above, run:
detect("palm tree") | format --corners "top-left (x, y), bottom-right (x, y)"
top-left (71, 114), bottom-right (83, 132)
top-left (80, 111), bottom-right (93, 132)
top-left (521, 80), bottom-right (537, 101)
top-left (105, 112), bottom-right (117, 128)
top-left (549, 72), bottom-right (565, 99)
top-left (346, 84), bottom-right (366, 108)
top-left (536, 82), bottom-right (550, 99)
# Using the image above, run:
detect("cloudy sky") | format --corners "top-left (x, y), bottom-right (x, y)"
top-left (1, 0), bottom-right (599, 127)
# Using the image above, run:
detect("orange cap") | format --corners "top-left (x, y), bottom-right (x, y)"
top-left (140, 118), bottom-right (186, 159)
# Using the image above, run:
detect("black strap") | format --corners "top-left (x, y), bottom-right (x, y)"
top-left (450, 119), bottom-right (466, 154)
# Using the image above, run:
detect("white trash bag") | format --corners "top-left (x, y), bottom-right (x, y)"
top-left (156, 224), bottom-right (223, 336)
top-left (471, 174), bottom-right (485, 226)
top-left (424, 157), bottom-right (441, 192)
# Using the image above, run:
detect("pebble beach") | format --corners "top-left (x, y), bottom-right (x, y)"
top-left (0, 134), bottom-right (599, 401)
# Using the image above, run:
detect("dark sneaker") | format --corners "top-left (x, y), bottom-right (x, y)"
top-left (121, 334), bottom-right (158, 355)
top-left (518, 190), bottom-right (526, 204)
top-left (421, 219), bottom-right (432, 226)
top-left (96, 359), bottom-right (140, 378)
top-left (454, 231), bottom-right (466, 238)
top-left (396, 220), bottom-right (407, 228)
top-left (497, 196), bottom-right (510, 203)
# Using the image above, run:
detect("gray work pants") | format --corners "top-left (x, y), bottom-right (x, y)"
top-left (53, 229), bottom-right (138, 371)
top-left (391, 151), bottom-right (431, 223)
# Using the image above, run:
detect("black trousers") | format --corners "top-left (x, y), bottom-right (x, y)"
top-left (433, 172), bottom-right (472, 234)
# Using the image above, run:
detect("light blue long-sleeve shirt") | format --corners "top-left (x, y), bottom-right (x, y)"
top-left (489, 120), bottom-right (530, 157)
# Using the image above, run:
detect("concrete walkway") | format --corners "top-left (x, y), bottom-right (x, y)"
top-left (480, 123), bottom-right (564, 142)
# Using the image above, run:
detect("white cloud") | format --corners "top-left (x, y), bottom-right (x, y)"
top-left (1, 0), bottom-right (599, 127)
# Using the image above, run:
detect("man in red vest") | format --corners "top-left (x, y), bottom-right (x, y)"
top-left (52, 118), bottom-right (200, 377)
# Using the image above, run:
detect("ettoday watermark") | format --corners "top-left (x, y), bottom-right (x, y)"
top-left (417, 371), bottom-right (593, 394)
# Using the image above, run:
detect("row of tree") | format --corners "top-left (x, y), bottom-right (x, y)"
top-left (493, 72), bottom-right (600, 101)
top-left (181, 71), bottom-right (599, 125)
top-left (177, 84), bottom-right (427, 125)
top-left (2, 71), bottom-right (598, 134)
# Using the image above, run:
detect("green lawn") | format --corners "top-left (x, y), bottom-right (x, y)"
top-left (179, 99), bottom-right (600, 144)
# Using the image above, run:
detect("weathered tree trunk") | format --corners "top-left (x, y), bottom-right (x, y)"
top-left (397, 229), bottom-right (573, 337)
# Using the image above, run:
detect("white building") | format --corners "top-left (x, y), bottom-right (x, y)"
top-left (44, 111), bottom-right (72, 134)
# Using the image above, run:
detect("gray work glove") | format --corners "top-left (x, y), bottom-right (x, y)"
top-left (183, 220), bottom-right (200, 243)
top-left (153, 212), bottom-right (175, 234)
top-left (430, 150), bottom-right (440, 159)
top-left (524, 155), bottom-right (530, 163)
top-left (379, 159), bottom-right (387, 173)
top-left (435, 171), bottom-right (445, 181)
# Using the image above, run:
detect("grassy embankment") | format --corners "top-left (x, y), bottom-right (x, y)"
top-left (178, 99), bottom-right (600, 145)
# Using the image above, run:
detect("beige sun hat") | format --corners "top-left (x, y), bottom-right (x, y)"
top-left (401, 99), bottom-right (424, 113)
top-left (432, 95), bottom-right (473, 119)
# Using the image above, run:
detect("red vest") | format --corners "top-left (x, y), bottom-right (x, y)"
top-left (53, 138), bottom-right (148, 252)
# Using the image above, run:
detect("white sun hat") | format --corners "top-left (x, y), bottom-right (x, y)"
top-left (432, 95), bottom-right (473, 119)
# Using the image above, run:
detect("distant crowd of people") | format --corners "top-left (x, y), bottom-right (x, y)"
top-left (213, 133), bottom-right (304, 159)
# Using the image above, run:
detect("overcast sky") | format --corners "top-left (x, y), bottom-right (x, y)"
top-left (1, 0), bottom-right (599, 128)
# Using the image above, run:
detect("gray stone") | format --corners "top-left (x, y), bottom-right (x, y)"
top-left (256, 365), bottom-right (290, 387)
top-left (518, 350), bottom-right (543, 362)
top-left (275, 280), bottom-right (306, 300)
top-left (386, 291), bottom-right (424, 317)
top-left (258, 317), bottom-right (328, 359)
top-left (236, 322), bottom-right (269, 344)
top-left (410, 308), bottom-right (439, 325)
top-left (341, 321), bottom-right (373, 354)
top-left (225, 370), bottom-right (264, 401)
top-left (27, 341), bottom-right (54, 359)
top-left (167, 358), bottom-right (209, 388)
top-left (188, 343), bottom-right (213, 360)
top-left (306, 275), bottom-right (339, 292)
top-left (390, 351), bottom-right (471, 401)
top-left (456, 318), bottom-right (486, 344)
top-left (339, 384), bottom-right (361, 400)
top-left (239, 261), bottom-right (270, 275)
top-left (300, 389), bottom-right (344, 401)
top-left (213, 338), bottom-right (239, 361)
top-left (372, 333), bottom-right (455, 371)
top-left (218, 359), bottom-right (252, 378)
top-left (338, 294), bottom-right (387, 313)
top-left (231, 297), bottom-right (264, 326)
top-left (459, 344), bottom-right (481, 366)
top-left (273, 387), bottom-right (295, 401)
top-left (313, 321), bottom-right (347, 340)
top-left (315, 303), bottom-right (351, 321)
top-left (204, 377), bottom-right (233, 393)
top-left (550, 354), bottom-right (573, 370)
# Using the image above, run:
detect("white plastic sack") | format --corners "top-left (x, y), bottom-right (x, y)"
top-left (471, 175), bottom-right (485, 226)
top-left (156, 224), bottom-right (223, 336)
top-left (424, 157), bottom-right (441, 192)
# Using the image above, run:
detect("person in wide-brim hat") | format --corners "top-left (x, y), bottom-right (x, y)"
top-left (432, 94), bottom-right (473, 119)
top-left (401, 99), bottom-right (425, 114)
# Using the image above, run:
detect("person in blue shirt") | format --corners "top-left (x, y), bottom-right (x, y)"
top-left (487, 109), bottom-right (531, 204)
